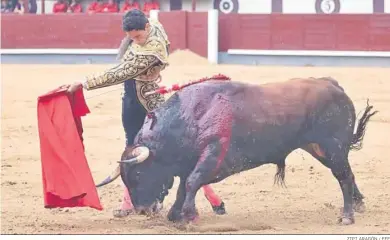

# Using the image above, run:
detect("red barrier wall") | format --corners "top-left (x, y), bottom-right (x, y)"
top-left (158, 11), bottom-right (187, 52)
top-left (219, 14), bottom-right (390, 51)
top-left (2, 12), bottom-right (390, 56)
top-left (1, 14), bottom-right (124, 48)
top-left (186, 12), bottom-right (208, 57)
top-left (158, 11), bottom-right (208, 56)
top-left (0, 12), bottom-right (208, 56)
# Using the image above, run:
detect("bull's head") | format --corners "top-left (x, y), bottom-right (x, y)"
top-left (96, 145), bottom-right (174, 214)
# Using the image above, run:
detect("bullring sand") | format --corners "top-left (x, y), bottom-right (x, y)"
top-left (1, 50), bottom-right (390, 234)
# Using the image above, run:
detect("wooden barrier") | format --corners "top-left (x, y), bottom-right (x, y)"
top-left (157, 11), bottom-right (187, 53)
top-left (0, 14), bottom-right (124, 49)
top-left (219, 14), bottom-right (390, 51)
top-left (158, 11), bottom-right (208, 56)
top-left (1, 12), bottom-right (390, 57)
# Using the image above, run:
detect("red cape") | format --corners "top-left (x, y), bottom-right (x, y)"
top-left (37, 87), bottom-right (103, 210)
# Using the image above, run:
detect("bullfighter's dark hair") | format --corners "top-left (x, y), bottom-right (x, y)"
top-left (122, 9), bottom-right (149, 32)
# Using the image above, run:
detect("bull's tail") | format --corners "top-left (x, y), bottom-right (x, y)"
top-left (274, 162), bottom-right (287, 188)
top-left (145, 74), bottom-right (231, 97)
top-left (350, 99), bottom-right (378, 151)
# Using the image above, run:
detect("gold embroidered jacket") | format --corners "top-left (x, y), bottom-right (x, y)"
top-left (82, 18), bottom-right (170, 112)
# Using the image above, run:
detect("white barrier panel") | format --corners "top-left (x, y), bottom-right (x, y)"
top-left (149, 9), bottom-right (159, 20)
top-left (385, 0), bottom-right (390, 12)
top-left (227, 49), bottom-right (390, 57)
top-left (208, 9), bottom-right (219, 64)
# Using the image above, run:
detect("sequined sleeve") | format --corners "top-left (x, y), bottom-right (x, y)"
top-left (82, 54), bottom-right (160, 90)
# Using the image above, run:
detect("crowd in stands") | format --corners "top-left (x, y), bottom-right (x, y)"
top-left (53, 0), bottom-right (160, 14)
top-left (1, 0), bottom-right (37, 13)
top-left (1, 0), bottom-right (160, 14)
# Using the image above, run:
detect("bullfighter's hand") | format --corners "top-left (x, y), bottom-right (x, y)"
top-left (67, 82), bottom-right (83, 93)
top-left (59, 84), bottom-right (71, 90)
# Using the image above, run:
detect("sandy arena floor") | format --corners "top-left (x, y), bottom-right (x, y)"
top-left (1, 51), bottom-right (390, 234)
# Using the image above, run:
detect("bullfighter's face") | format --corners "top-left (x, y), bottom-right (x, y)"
top-left (126, 23), bottom-right (150, 46)
top-left (119, 146), bottom-right (173, 215)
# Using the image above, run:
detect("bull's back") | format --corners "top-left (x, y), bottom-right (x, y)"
top-left (177, 78), bottom-right (343, 129)
top-left (180, 79), bottom-right (345, 158)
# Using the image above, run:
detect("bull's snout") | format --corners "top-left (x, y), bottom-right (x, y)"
top-left (134, 200), bottom-right (163, 216)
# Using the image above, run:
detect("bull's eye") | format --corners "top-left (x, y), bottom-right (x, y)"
top-left (129, 171), bottom-right (141, 187)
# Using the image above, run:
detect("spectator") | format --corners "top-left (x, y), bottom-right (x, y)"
top-left (143, 0), bottom-right (159, 15)
top-left (8, 0), bottom-right (36, 13)
top-left (68, 0), bottom-right (82, 13)
top-left (120, 0), bottom-right (139, 13)
top-left (102, 0), bottom-right (118, 13)
top-left (29, 0), bottom-right (37, 13)
top-left (52, 0), bottom-right (68, 13)
top-left (13, 0), bottom-right (25, 14)
top-left (1, 0), bottom-right (13, 13)
top-left (87, 0), bottom-right (105, 13)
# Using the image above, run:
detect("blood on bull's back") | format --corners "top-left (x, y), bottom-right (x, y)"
top-left (175, 79), bottom-right (336, 174)
top-left (171, 80), bottom-right (301, 173)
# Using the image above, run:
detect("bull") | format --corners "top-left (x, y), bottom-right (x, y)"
top-left (98, 75), bottom-right (378, 225)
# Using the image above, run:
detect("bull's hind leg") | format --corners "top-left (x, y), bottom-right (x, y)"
top-left (351, 184), bottom-right (366, 213)
top-left (302, 144), bottom-right (366, 213)
top-left (331, 157), bottom-right (356, 225)
top-left (302, 139), bottom-right (356, 225)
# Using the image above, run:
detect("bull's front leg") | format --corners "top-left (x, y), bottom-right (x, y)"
top-left (182, 138), bottom-right (229, 223)
top-left (167, 177), bottom-right (187, 222)
top-left (167, 182), bottom-right (226, 222)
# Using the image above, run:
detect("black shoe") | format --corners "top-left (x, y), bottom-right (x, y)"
top-left (212, 201), bottom-right (226, 215)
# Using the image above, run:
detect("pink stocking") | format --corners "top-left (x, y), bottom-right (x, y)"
top-left (120, 186), bottom-right (134, 210)
top-left (202, 185), bottom-right (222, 207)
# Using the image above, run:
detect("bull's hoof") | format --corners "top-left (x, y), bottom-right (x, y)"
top-left (167, 208), bottom-right (182, 222)
top-left (153, 201), bottom-right (164, 213)
top-left (181, 213), bottom-right (199, 224)
top-left (338, 216), bottom-right (355, 225)
top-left (353, 201), bottom-right (366, 213)
top-left (187, 215), bottom-right (199, 224)
top-left (112, 209), bottom-right (135, 218)
top-left (181, 208), bottom-right (199, 224)
top-left (212, 201), bottom-right (226, 215)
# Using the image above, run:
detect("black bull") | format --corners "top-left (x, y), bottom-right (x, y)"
top-left (97, 77), bottom-right (378, 225)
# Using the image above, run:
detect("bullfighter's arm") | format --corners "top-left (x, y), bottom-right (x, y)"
top-left (82, 55), bottom-right (161, 91)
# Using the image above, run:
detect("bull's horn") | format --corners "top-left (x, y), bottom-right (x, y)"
top-left (95, 165), bottom-right (121, 188)
top-left (117, 146), bottom-right (150, 164)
